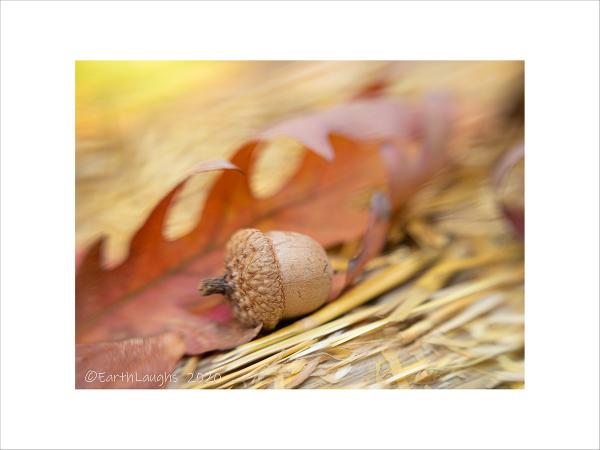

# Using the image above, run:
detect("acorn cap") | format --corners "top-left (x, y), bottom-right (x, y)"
top-left (224, 229), bottom-right (285, 329)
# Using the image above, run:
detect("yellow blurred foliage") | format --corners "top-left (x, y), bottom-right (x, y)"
top-left (76, 61), bottom-right (244, 137)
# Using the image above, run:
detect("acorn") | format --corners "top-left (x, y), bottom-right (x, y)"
top-left (198, 228), bottom-right (333, 329)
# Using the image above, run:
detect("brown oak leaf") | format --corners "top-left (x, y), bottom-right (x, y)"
top-left (76, 332), bottom-right (185, 389)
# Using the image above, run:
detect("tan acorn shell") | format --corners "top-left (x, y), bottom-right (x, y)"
top-left (198, 228), bottom-right (332, 329)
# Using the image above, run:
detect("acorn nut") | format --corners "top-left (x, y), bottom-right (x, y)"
top-left (198, 228), bottom-right (333, 329)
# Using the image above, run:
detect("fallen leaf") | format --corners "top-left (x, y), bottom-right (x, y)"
top-left (76, 332), bottom-right (185, 389)
top-left (329, 191), bottom-right (391, 299)
top-left (76, 160), bottom-right (259, 355)
top-left (76, 97), bottom-right (454, 383)
top-left (380, 93), bottom-right (455, 207)
top-left (260, 97), bottom-right (419, 161)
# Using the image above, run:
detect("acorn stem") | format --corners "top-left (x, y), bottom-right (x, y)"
top-left (198, 276), bottom-right (231, 296)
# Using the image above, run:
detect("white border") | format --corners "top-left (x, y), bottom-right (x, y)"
top-left (1, 1), bottom-right (598, 449)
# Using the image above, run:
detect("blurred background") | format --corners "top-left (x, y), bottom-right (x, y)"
top-left (75, 61), bottom-right (523, 264)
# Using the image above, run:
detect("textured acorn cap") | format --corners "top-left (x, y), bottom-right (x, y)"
top-left (224, 229), bottom-right (286, 329)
